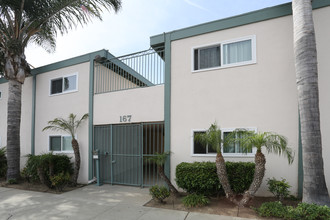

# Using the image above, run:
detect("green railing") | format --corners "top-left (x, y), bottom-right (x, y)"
top-left (94, 48), bottom-right (164, 94)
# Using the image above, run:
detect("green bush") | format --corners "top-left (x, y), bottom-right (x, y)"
top-left (267, 177), bottom-right (291, 201)
top-left (256, 201), bottom-right (287, 218)
top-left (175, 161), bottom-right (254, 196)
top-left (0, 147), bottom-right (7, 178)
top-left (182, 193), bottom-right (209, 208)
top-left (285, 203), bottom-right (330, 220)
top-left (50, 172), bottom-right (71, 192)
top-left (256, 202), bottom-right (330, 220)
top-left (22, 153), bottom-right (73, 188)
top-left (149, 185), bottom-right (170, 203)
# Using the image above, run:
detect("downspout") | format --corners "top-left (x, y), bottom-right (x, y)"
top-left (88, 57), bottom-right (95, 181)
top-left (164, 33), bottom-right (172, 179)
top-left (30, 74), bottom-right (36, 155)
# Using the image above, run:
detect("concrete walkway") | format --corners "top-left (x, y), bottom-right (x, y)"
top-left (0, 185), bottom-right (253, 220)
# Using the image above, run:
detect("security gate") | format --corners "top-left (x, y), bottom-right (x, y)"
top-left (94, 122), bottom-right (164, 187)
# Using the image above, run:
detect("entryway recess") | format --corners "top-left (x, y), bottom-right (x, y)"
top-left (93, 122), bottom-right (165, 187)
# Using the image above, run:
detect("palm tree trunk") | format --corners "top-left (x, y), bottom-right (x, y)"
top-left (292, 0), bottom-right (330, 206)
top-left (6, 79), bottom-right (22, 181)
top-left (239, 150), bottom-right (265, 206)
top-left (71, 138), bottom-right (80, 186)
top-left (158, 165), bottom-right (179, 196)
top-left (215, 153), bottom-right (238, 204)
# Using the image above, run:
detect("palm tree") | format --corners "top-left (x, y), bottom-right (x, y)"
top-left (43, 113), bottom-right (88, 185)
top-left (292, 0), bottom-right (330, 206)
top-left (0, 0), bottom-right (122, 181)
top-left (147, 152), bottom-right (179, 196)
top-left (195, 123), bottom-right (237, 204)
top-left (231, 130), bottom-right (294, 206)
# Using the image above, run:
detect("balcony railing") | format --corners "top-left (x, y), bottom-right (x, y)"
top-left (94, 48), bottom-right (164, 94)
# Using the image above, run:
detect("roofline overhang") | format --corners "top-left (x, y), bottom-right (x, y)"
top-left (150, 0), bottom-right (330, 48)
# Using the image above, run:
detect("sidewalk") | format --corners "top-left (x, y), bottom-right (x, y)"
top-left (0, 184), bottom-right (254, 220)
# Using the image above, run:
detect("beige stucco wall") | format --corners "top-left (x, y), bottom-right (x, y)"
top-left (94, 85), bottom-right (164, 125)
top-left (0, 77), bottom-right (33, 168)
top-left (169, 6), bottom-right (330, 196)
top-left (34, 62), bottom-right (90, 183)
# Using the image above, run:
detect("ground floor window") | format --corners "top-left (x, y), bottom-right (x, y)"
top-left (49, 135), bottom-right (73, 152)
top-left (192, 130), bottom-right (217, 155)
top-left (192, 127), bottom-right (256, 156)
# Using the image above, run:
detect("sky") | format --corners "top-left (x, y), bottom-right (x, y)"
top-left (25, 0), bottom-right (291, 68)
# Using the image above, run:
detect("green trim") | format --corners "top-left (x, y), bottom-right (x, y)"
top-left (32, 50), bottom-right (108, 75)
top-left (150, 0), bottom-right (330, 47)
top-left (31, 74), bottom-right (36, 155)
top-left (88, 57), bottom-right (97, 181)
top-left (298, 112), bottom-right (303, 198)
top-left (164, 34), bottom-right (171, 179)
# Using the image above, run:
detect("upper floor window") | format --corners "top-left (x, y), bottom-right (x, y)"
top-left (193, 35), bottom-right (256, 71)
top-left (50, 73), bottom-right (78, 95)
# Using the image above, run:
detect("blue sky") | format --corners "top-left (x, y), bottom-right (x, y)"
top-left (25, 0), bottom-right (291, 68)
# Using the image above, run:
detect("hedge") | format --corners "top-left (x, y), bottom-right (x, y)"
top-left (176, 161), bottom-right (255, 196)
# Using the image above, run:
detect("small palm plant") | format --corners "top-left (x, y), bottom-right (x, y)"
top-left (43, 113), bottom-right (88, 185)
top-left (195, 123), bottom-right (236, 203)
top-left (147, 152), bottom-right (179, 196)
top-left (228, 130), bottom-right (294, 206)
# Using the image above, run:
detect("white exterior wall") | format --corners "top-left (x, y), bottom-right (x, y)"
top-left (169, 7), bottom-right (330, 196)
top-left (0, 82), bottom-right (8, 148)
top-left (34, 62), bottom-right (90, 183)
top-left (94, 85), bottom-right (164, 125)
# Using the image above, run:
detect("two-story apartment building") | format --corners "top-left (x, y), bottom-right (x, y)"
top-left (1, 0), bottom-right (329, 196)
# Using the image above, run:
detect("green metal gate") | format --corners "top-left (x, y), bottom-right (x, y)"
top-left (93, 122), bottom-right (164, 187)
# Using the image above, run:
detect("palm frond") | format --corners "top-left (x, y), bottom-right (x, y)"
top-left (146, 151), bottom-right (170, 166)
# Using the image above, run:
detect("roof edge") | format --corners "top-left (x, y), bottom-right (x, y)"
top-left (150, 0), bottom-right (330, 47)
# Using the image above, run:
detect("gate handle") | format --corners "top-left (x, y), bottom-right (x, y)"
top-left (112, 160), bottom-right (116, 164)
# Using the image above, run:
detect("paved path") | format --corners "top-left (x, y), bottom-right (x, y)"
top-left (0, 185), bottom-right (254, 220)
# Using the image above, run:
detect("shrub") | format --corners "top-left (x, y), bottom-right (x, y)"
top-left (285, 203), bottom-right (330, 220)
top-left (150, 185), bottom-right (170, 203)
top-left (50, 172), bottom-right (71, 192)
top-left (256, 202), bottom-right (330, 220)
top-left (0, 147), bottom-right (7, 178)
top-left (175, 161), bottom-right (254, 196)
top-left (22, 153), bottom-right (73, 188)
top-left (182, 193), bottom-right (209, 208)
top-left (256, 201), bottom-right (287, 218)
top-left (267, 177), bottom-right (291, 201)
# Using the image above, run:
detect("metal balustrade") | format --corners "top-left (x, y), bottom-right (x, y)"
top-left (94, 48), bottom-right (164, 94)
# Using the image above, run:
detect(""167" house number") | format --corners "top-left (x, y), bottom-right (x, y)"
top-left (120, 115), bottom-right (132, 123)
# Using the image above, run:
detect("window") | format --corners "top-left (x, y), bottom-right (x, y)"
top-left (192, 127), bottom-right (256, 156)
top-left (222, 128), bottom-right (257, 156)
top-left (193, 36), bottom-right (256, 71)
top-left (0, 91), bottom-right (2, 99)
top-left (50, 74), bottom-right (78, 95)
top-left (49, 135), bottom-right (73, 152)
top-left (192, 130), bottom-right (217, 155)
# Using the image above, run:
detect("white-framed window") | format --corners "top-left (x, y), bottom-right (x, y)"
top-left (49, 135), bottom-right (73, 152)
top-left (222, 127), bottom-right (257, 157)
top-left (193, 35), bottom-right (256, 71)
top-left (50, 73), bottom-right (78, 95)
top-left (191, 127), bottom-right (257, 157)
top-left (191, 129), bottom-right (217, 156)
